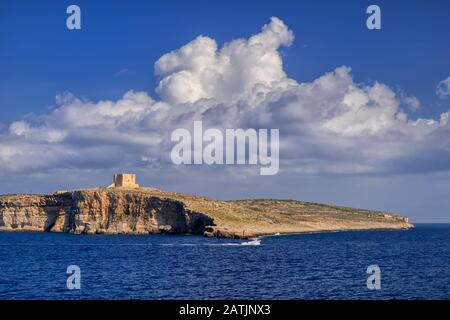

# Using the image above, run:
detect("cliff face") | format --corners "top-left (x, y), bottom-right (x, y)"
top-left (0, 190), bottom-right (213, 235)
top-left (0, 188), bottom-right (413, 238)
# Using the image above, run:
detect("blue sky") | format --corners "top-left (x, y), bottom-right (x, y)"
top-left (1, 0), bottom-right (449, 122)
top-left (1, 0), bottom-right (450, 222)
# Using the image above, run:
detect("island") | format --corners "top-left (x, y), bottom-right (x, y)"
top-left (0, 174), bottom-right (413, 238)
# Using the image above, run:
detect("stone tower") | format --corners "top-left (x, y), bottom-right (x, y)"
top-left (108, 173), bottom-right (140, 188)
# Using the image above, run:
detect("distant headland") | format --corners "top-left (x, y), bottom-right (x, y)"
top-left (0, 174), bottom-right (413, 238)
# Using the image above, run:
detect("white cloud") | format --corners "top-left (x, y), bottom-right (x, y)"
top-left (437, 76), bottom-right (450, 98)
top-left (155, 16), bottom-right (295, 105)
top-left (1, 17), bottom-right (450, 177)
top-left (9, 121), bottom-right (67, 143)
top-left (397, 89), bottom-right (421, 112)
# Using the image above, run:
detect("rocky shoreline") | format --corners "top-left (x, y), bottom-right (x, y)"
top-left (0, 188), bottom-right (413, 238)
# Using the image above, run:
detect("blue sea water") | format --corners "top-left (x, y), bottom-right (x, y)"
top-left (0, 224), bottom-right (449, 300)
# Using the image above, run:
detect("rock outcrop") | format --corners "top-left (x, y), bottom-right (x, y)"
top-left (0, 189), bottom-right (213, 235)
top-left (0, 188), bottom-right (413, 238)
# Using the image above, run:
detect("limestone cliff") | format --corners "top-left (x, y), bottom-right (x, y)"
top-left (0, 189), bottom-right (213, 235)
top-left (0, 188), bottom-right (413, 238)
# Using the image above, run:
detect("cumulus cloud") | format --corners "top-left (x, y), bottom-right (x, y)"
top-left (1, 17), bottom-right (450, 177)
top-left (155, 17), bottom-right (295, 105)
top-left (437, 76), bottom-right (450, 98)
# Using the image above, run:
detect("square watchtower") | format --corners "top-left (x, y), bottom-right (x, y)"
top-left (109, 173), bottom-right (140, 188)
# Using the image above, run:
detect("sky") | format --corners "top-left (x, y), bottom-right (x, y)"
top-left (0, 0), bottom-right (450, 222)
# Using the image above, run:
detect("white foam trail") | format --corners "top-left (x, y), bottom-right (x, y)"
top-left (158, 239), bottom-right (262, 246)
top-left (209, 239), bottom-right (262, 246)
top-left (240, 239), bottom-right (261, 246)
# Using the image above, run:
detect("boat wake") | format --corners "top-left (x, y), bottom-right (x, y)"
top-left (159, 239), bottom-right (262, 246)
top-left (239, 239), bottom-right (261, 246)
top-left (205, 239), bottom-right (262, 246)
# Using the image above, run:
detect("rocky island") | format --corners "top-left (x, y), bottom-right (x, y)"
top-left (0, 174), bottom-right (413, 238)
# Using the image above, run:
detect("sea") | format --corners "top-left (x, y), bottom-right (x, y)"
top-left (0, 224), bottom-right (449, 300)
